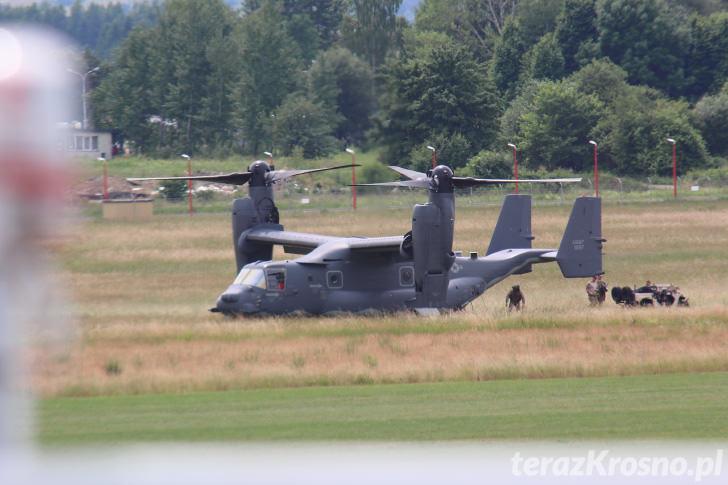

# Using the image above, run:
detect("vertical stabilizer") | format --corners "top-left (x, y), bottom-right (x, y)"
top-left (486, 194), bottom-right (534, 254)
top-left (486, 194), bottom-right (534, 274)
top-left (556, 197), bottom-right (605, 277)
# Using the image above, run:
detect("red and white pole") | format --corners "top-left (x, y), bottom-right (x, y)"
top-left (97, 156), bottom-right (108, 200)
top-left (346, 148), bottom-right (356, 210)
top-left (507, 143), bottom-right (518, 194)
top-left (589, 140), bottom-right (598, 197)
top-left (182, 154), bottom-right (193, 214)
top-left (427, 145), bottom-right (436, 168)
top-left (666, 138), bottom-right (676, 198)
top-left (264, 151), bottom-right (274, 170)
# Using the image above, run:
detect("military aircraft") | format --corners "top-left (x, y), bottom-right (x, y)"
top-left (130, 162), bottom-right (605, 316)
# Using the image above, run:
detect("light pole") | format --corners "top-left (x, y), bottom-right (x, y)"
top-left (346, 148), bottom-right (357, 210)
top-left (181, 154), bottom-right (193, 215)
top-left (97, 156), bottom-right (108, 201)
top-left (263, 151), bottom-right (274, 169)
top-left (589, 140), bottom-right (598, 197)
top-left (507, 143), bottom-right (518, 194)
top-left (427, 145), bottom-right (436, 168)
top-left (67, 66), bottom-right (99, 130)
top-left (666, 138), bottom-right (677, 198)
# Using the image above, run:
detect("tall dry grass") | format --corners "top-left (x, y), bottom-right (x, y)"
top-left (32, 199), bottom-right (728, 397)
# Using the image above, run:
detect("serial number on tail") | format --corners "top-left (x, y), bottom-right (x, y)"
top-left (571, 239), bottom-right (585, 251)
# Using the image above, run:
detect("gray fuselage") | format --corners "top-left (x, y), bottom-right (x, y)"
top-left (214, 247), bottom-right (552, 316)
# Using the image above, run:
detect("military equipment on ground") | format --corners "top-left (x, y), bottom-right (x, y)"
top-left (130, 162), bottom-right (606, 316)
top-left (611, 283), bottom-right (689, 307)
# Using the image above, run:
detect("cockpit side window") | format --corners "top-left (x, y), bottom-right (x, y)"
top-left (234, 268), bottom-right (266, 289)
top-left (266, 268), bottom-right (286, 290)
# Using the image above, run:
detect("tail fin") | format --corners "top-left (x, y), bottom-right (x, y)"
top-left (556, 197), bottom-right (605, 277)
top-left (486, 194), bottom-right (535, 274)
top-left (486, 194), bottom-right (534, 254)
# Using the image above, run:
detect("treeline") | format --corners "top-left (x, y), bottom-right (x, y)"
top-left (11, 0), bottom-right (728, 178)
top-left (0, 1), bottom-right (159, 59)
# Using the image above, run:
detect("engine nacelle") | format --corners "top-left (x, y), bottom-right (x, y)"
top-left (411, 202), bottom-right (455, 308)
top-left (232, 197), bottom-right (281, 272)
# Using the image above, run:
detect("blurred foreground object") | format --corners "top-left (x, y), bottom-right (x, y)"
top-left (0, 25), bottom-right (74, 454)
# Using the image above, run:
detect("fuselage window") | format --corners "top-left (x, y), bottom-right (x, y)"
top-left (234, 268), bottom-right (266, 289)
top-left (266, 269), bottom-right (286, 290)
top-left (399, 266), bottom-right (414, 287)
top-left (326, 271), bottom-right (343, 289)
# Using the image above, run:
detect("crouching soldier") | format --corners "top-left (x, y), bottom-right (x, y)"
top-left (506, 285), bottom-right (525, 313)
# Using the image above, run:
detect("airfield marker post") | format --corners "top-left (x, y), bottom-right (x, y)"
top-left (264, 151), bottom-right (274, 170)
top-left (507, 143), bottom-right (518, 194)
top-left (589, 140), bottom-right (598, 197)
top-left (346, 148), bottom-right (356, 210)
top-left (182, 154), bottom-right (193, 215)
top-left (97, 156), bottom-right (107, 200)
top-left (427, 145), bottom-right (436, 168)
top-left (666, 138), bottom-right (676, 198)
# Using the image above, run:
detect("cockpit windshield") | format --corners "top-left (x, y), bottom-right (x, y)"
top-left (233, 268), bottom-right (266, 289)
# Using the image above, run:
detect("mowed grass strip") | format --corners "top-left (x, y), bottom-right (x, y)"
top-left (38, 372), bottom-right (728, 444)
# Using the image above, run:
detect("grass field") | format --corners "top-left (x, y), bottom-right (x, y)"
top-left (29, 197), bottom-right (728, 442)
top-left (37, 372), bottom-right (728, 443)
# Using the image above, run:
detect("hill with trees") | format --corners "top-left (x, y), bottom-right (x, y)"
top-left (5, 0), bottom-right (728, 179)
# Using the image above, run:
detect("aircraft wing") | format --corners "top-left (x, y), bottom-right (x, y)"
top-left (246, 228), bottom-right (403, 258)
top-left (245, 228), bottom-right (337, 254)
top-left (295, 235), bottom-right (404, 264)
top-left (347, 236), bottom-right (403, 252)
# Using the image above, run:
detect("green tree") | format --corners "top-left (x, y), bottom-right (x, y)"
top-left (519, 80), bottom-right (604, 171)
top-left (568, 58), bottom-right (629, 107)
top-left (414, 0), bottom-right (518, 61)
top-left (498, 80), bottom-right (541, 146)
top-left (93, 27), bottom-right (159, 154)
top-left (409, 132), bottom-right (472, 172)
top-left (598, 87), bottom-right (709, 176)
top-left (459, 148), bottom-right (513, 178)
top-left (379, 42), bottom-right (501, 169)
top-left (596, 0), bottom-right (689, 97)
top-left (286, 13), bottom-right (320, 66)
top-left (233, 1), bottom-right (303, 154)
top-left (490, 19), bottom-right (528, 99)
top-left (310, 47), bottom-right (376, 144)
top-left (158, 0), bottom-right (236, 152)
top-left (517, 0), bottom-right (562, 47)
top-left (686, 12), bottom-right (728, 99)
top-left (554, 0), bottom-right (598, 74)
top-left (523, 33), bottom-right (565, 81)
top-left (692, 91), bottom-right (728, 155)
top-left (341, 0), bottom-right (404, 70)
top-left (273, 93), bottom-right (339, 158)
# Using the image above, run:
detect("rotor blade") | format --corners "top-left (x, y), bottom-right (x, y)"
top-left (128, 172), bottom-right (253, 186)
top-left (387, 166), bottom-right (428, 181)
top-left (267, 164), bottom-right (360, 183)
top-left (351, 179), bottom-right (431, 189)
top-left (452, 176), bottom-right (582, 188)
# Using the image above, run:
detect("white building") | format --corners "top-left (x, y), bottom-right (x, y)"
top-left (58, 129), bottom-right (112, 158)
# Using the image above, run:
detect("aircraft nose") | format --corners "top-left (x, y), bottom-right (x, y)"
top-left (212, 286), bottom-right (260, 315)
top-left (221, 291), bottom-right (239, 303)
